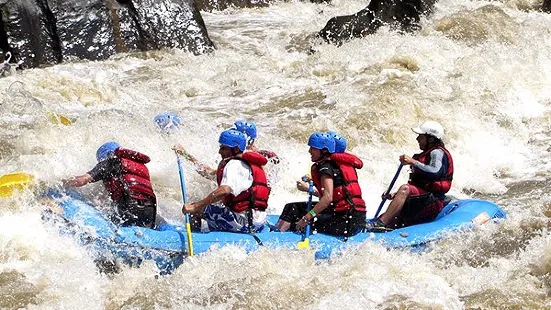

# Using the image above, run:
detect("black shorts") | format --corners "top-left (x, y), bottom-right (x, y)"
top-left (396, 193), bottom-right (443, 227)
top-left (279, 201), bottom-right (366, 237)
top-left (117, 198), bottom-right (157, 229)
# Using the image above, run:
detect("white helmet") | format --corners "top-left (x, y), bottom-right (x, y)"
top-left (411, 120), bottom-right (444, 140)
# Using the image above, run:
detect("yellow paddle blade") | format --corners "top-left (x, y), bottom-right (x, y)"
top-left (297, 238), bottom-right (310, 250)
top-left (57, 114), bottom-right (72, 126)
top-left (0, 172), bottom-right (35, 197)
top-left (47, 112), bottom-right (72, 126)
top-left (186, 222), bottom-right (194, 256)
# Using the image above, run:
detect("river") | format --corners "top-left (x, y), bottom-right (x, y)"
top-left (1, 0), bottom-right (551, 308)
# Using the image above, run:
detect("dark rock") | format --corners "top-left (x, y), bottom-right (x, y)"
top-left (115, 0), bottom-right (215, 55)
top-left (544, 0), bottom-right (551, 13)
top-left (1, 0), bottom-right (62, 68)
top-left (50, 0), bottom-right (117, 63)
top-left (317, 8), bottom-right (381, 46)
top-left (0, 0), bottom-right (214, 69)
top-left (317, 0), bottom-right (436, 46)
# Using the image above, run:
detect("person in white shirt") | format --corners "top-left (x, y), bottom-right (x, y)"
top-left (183, 129), bottom-right (271, 233)
top-left (174, 120), bottom-right (280, 186)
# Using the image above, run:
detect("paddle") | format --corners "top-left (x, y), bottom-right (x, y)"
top-left (175, 152), bottom-right (194, 256)
top-left (47, 112), bottom-right (72, 126)
top-left (297, 178), bottom-right (314, 250)
top-left (372, 164), bottom-right (404, 220)
top-left (0, 172), bottom-right (35, 197)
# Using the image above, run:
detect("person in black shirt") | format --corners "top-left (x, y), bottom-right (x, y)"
top-left (62, 142), bottom-right (157, 228)
top-left (276, 132), bottom-right (366, 237)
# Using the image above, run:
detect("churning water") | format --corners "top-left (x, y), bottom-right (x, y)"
top-left (1, 0), bottom-right (551, 308)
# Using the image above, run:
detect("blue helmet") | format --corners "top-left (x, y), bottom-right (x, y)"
top-left (308, 132), bottom-right (335, 153)
top-left (233, 120), bottom-right (257, 141)
top-left (154, 112), bottom-right (181, 132)
top-left (328, 131), bottom-right (347, 153)
top-left (96, 141), bottom-right (120, 162)
top-left (219, 129), bottom-right (246, 152)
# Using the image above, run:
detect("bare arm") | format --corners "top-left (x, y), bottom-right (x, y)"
top-left (296, 175), bottom-right (333, 229)
top-left (62, 174), bottom-right (93, 187)
top-left (311, 175), bottom-right (333, 215)
top-left (174, 145), bottom-right (216, 180)
top-left (182, 185), bottom-right (232, 214)
top-left (195, 164), bottom-right (216, 181)
top-left (296, 179), bottom-right (320, 197)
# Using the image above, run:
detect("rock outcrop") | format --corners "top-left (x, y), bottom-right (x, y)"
top-left (543, 0), bottom-right (551, 13)
top-left (0, 0), bottom-right (215, 69)
top-left (317, 0), bottom-right (436, 46)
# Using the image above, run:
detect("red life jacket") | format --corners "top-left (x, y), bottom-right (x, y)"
top-left (311, 152), bottom-right (366, 213)
top-left (216, 152), bottom-right (271, 213)
top-left (257, 149), bottom-right (280, 164)
top-left (410, 146), bottom-right (454, 195)
top-left (103, 148), bottom-right (156, 203)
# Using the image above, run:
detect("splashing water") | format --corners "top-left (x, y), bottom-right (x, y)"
top-left (1, 0), bottom-right (551, 308)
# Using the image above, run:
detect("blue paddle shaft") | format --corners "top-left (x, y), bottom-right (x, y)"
top-left (176, 153), bottom-right (192, 236)
top-left (176, 155), bottom-right (187, 204)
top-left (373, 164), bottom-right (404, 220)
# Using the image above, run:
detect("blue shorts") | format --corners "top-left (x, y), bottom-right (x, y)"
top-left (202, 204), bottom-right (265, 233)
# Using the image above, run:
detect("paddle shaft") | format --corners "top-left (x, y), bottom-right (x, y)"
top-left (176, 152), bottom-right (194, 256)
top-left (372, 164), bottom-right (404, 220)
top-left (303, 181), bottom-right (314, 241)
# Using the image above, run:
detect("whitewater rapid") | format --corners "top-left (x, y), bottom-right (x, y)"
top-left (1, 0), bottom-right (551, 308)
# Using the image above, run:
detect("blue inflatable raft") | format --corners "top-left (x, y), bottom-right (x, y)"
top-left (43, 189), bottom-right (506, 274)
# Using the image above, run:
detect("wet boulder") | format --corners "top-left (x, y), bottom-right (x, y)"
top-left (0, 0), bottom-right (215, 69)
top-left (544, 0), bottom-right (551, 13)
top-left (317, 0), bottom-right (436, 46)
